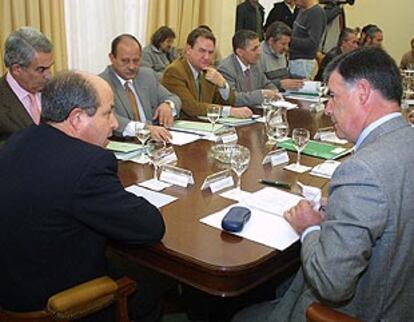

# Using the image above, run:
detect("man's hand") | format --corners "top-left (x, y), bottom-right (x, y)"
top-left (148, 125), bottom-right (172, 142)
top-left (262, 89), bottom-right (282, 101)
top-left (229, 107), bottom-right (253, 119)
top-left (153, 103), bottom-right (174, 127)
top-left (283, 199), bottom-right (325, 235)
top-left (280, 79), bottom-right (305, 91)
top-left (204, 67), bottom-right (226, 88)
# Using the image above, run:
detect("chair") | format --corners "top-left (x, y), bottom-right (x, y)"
top-left (306, 302), bottom-right (364, 322)
top-left (0, 276), bottom-right (136, 322)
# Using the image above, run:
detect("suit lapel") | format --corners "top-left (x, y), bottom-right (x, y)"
top-left (182, 59), bottom-right (198, 100)
top-left (0, 76), bottom-right (33, 127)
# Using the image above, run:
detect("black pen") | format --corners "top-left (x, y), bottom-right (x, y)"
top-left (259, 179), bottom-right (291, 189)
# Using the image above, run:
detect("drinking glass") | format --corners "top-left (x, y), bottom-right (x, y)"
top-left (229, 145), bottom-right (251, 197)
top-left (135, 123), bottom-right (151, 146)
top-left (265, 107), bottom-right (288, 143)
top-left (146, 140), bottom-right (167, 180)
top-left (207, 104), bottom-right (221, 133)
top-left (292, 128), bottom-right (310, 168)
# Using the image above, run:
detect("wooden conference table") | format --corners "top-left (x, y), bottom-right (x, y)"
top-left (112, 105), bottom-right (335, 298)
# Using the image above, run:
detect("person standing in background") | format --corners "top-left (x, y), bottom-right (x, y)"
top-left (289, 0), bottom-right (327, 79)
top-left (264, 0), bottom-right (299, 31)
top-left (236, 0), bottom-right (265, 40)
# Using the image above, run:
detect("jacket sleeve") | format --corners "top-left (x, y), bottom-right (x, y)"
top-left (300, 158), bottom-right (388, 303)
top-left (73, 150), bottom-right (165, 246)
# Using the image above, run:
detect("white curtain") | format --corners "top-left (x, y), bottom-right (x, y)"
top-left (64, 0), bottom-right (148, 74)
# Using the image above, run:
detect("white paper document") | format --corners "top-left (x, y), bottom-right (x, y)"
top-left (200, 203), bottom-right (299, 250)
top-left (125, 185), bottom-right (177, 208)
top-left (284, 163), bottom-right (312, 173)
top-left (246, 187), bottom-right (303, 216)
top-left (220, 188), bottom-right (253, 202)
top-left (169, 131), bottom-right (200, 146)
top-left (138, 179), bottom-right (172, 191)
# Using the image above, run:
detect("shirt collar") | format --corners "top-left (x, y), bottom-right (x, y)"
top-left (354, 112), bottom-right (401, 150)
top-left (112, 69), bottom-right (130, 87)
top-left (6, 72), bottom-right (33, 101)
top-left (235, 55), bottom-right (250, 73)
top-left (187, 60), bottom-right (200, 81)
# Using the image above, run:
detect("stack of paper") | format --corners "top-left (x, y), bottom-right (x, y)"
top-left (106, 141), bottom-right (145, 160)
top-left (171, 120), bottom-right (225, 136)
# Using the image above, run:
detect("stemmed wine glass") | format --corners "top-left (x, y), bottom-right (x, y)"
top-left (207, 104), bottom-right (221, 135)
top-left (135, 123), bottom-right (151, 147)
top-left (292, 128), bottom-right (310, 169)
top-left (146, 140), bottom-right (167, 181)
top-left (229, 144), bottom-right (251, 200)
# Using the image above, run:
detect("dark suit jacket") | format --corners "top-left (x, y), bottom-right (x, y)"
top-left (161, 57), bottom-right (235, 119)
top-left (235, 1), bottom-right (265, 39)
top-left (264, 1), bottom-right (299, 30)
top-left (0, 74), bottom-right (33, 146)
top-left (0, 124), bottom-right (165, 316)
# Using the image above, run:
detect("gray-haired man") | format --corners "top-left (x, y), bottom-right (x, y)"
top-left (0, 27), bottom-right (53, 145)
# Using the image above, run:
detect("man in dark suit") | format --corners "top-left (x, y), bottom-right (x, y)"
top-left (0, 27), bottom-right (53, 146)
top-left (0, 71), bottom-right (165, 322)
top-left (100, 34), bottom-right (181, 140)
top-left (233, 47), bottom-right (414, 322)
top-left (161, 27), bottom-right (252, 119)
top-left (236, 0), bottom-right (265, 40)
top-left (264, 0), bottom-right (299, 30)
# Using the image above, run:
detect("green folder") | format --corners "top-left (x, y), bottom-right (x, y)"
top-left (277, 139), bottom-right (353, 160)
top-left (171, 120), bottom-right (225, 133)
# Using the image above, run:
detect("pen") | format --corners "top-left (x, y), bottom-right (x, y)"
top-left (259, 179), bottom-right (291, 189)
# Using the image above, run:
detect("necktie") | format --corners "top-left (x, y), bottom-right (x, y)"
top-left (28, 93), bottom-right (41, 125)
top-left (244, 69), bottom-right (252, 91)
top-left (196, 73), bottom-right (202, 101)
top-left (124, 82), bottom-right (141, 121)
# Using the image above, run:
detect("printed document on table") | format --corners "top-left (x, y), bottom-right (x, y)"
top-left (169, 131), bottom-right (200, 146)
top-left (246, 187), bottom-right (303, 216)
top-left (125, 185), bottom-right (177, 208)
top-left (200, 203), bottom-right (299, 250)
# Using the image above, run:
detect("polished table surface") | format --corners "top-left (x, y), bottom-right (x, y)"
top-left (113, 106), bottom-right (335, 297)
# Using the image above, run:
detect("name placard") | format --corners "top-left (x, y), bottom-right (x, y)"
top-left (262, 149), bottom-right (290, 167)
top-left (217, 128), bottom-right (238, 144)
top-left (160, 164), bottom-right (194, 187)
top-left (201, 170), bottom-right (234, 193)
